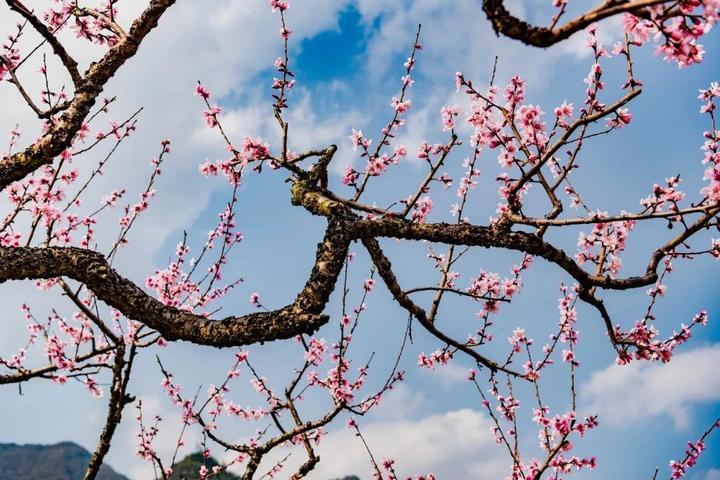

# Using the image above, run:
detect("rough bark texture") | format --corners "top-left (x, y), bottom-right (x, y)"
top-left (0, 243), bottom-right (334, 346)
top-left (83, 345), bottom-right (133, 480)
top-left (482, 0), bottom-right (669, 47)
top-left (357, 217), bottom-right (659, 290)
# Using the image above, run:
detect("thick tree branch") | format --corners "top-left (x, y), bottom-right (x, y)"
top-left (356, 217), bottom-right (659, 290)
top-left (0, 0), bottom-right (176, 191)
top-left (0, 215), bottom-right (350, 346)
top-left (482, 0), bottom-right (669, 47)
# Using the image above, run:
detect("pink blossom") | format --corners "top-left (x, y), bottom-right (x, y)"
top-left (391, 97), bottom-right (411, 114)
top-left (249, 292), bottom-right (261, 307)
top-left (195, 84), bottom-right (211, 100)
top-left (203, 105), bottom-right (221, 128)
top-left (411, 196), bottom-right (433, 223)
top-left (269, 0), bottom-right (289, 11)
top-left (441, 105), bottom-right (460, 131)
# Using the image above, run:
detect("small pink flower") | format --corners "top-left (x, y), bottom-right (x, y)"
top-left (249, 292), bottom-right (261, 307)
top-left (195, 84), bottom-right (211, 100)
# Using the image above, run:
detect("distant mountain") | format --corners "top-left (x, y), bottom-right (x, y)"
top-left (0, 442), bottom-right (360, 480)
top-left (167, 453), bottom-right (239, 480)
top-left (0, 441), bottom-right (128, 480)
top-left (168, 453), bottom-right (361, 480)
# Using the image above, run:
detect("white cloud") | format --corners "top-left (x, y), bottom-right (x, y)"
top-left (365, 383), bottom-right (426, 420)
top-left (424, 361), bottom-right (475, 386)
top-left (354, 0), bottom-right (568, 90)
top-left (192, 385), bottom-right (508, 479)
top-left (581, 344), bottom-right (720, 429)
top-left (196, 89), bottom-right (367, 176)
top-left (255, 407), bottom-right (508, 479)
top-left (700, 469), bottom-right (720, 480)
top-left (556, 14), bottom-right (625, 59)
top-left (315, 408), bottom-right (503, 478)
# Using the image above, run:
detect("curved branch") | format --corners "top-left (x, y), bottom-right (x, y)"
top-left (482, 0), bottom-right (669, 47)
top-left (83, 344), bottom-right (135, 480)
top-left (362, 236), bottom-right (521, 376)
top-left (509, 204), bottom-right (717, 227)
top-left (356, 217), bottom-right (659, 290)
top-left (0, 343), bottom-right (117, 385)
top-left (0, 216), bottom-right (350, 346)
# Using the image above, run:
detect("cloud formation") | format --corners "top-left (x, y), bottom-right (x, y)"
top-left (248, 406), bottom-right (508, 479)
top-left (581, 344), bottom-right (720, 429)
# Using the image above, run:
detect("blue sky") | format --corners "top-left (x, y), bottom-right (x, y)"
top-left (0, 1), bottom-right (719, 479)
